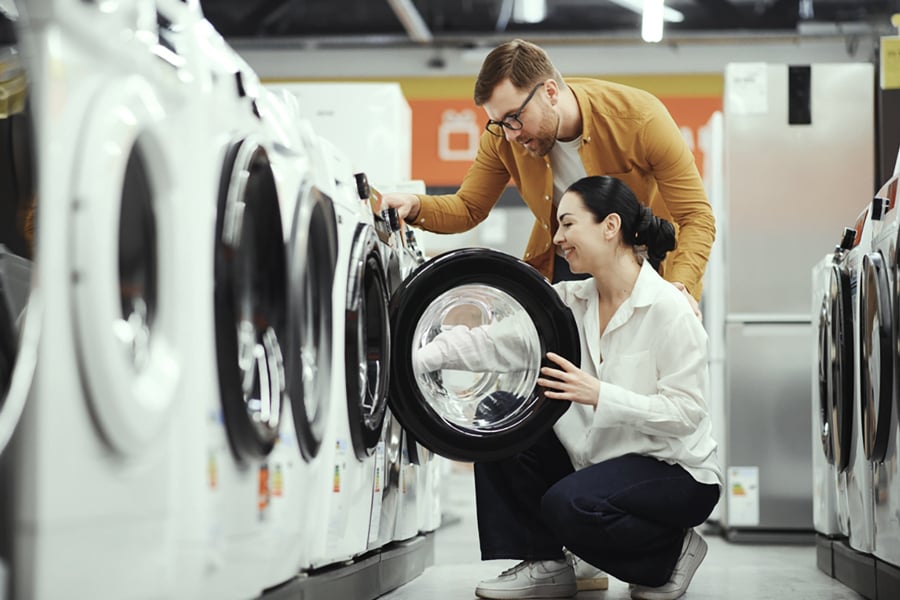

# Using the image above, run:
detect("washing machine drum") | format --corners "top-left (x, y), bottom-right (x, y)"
top-left (388, 248), bottom-right (580, 463)
top-left (214, 139), bottom-right (288, 460)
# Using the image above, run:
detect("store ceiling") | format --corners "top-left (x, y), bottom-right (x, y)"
top-left (199, 0), bottom-right (900, 46)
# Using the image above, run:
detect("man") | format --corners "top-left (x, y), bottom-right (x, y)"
top-left (381, 38), bottom-right (715, 304)
top-left (382, 38), bottom-right (716, 597)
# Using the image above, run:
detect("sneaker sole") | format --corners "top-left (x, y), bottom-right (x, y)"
top-left (475, 583), bottom-right (578, 599)
top-left (577, 576), bottom-right (609, 591)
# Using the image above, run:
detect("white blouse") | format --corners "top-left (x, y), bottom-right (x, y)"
top-left (414, 260), bottom-right (723, 488)
top-left (552, 260), bottom-right (722, 488)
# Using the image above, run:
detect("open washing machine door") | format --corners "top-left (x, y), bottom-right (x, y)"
top-left (344, 222), bottom-right (391, 460)
top-left (859, 250), bottom-right (893, 462)
top-left (387, 248), bottom-right (580, 463)
top-left (214, 137), bottom-right (288, 461)
top-left (286, 180), bottom-right (337, 461)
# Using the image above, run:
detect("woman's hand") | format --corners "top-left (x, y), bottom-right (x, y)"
top-left (537, 352), bottom-right (600, 407)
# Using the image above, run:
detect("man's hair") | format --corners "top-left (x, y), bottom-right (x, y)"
top-left (473, 39), bottom-right (564, 106)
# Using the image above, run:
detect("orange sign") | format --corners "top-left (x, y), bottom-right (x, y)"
top-left (409, 95), bottom-right (722, 187)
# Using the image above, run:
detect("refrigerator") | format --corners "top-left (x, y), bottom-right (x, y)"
top-left (718, 63), bottom-right (874, 542)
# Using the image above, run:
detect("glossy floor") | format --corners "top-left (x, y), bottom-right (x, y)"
top-left (380, 462), bottom-right (863, 600)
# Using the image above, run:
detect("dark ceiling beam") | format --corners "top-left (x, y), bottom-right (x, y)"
top-left (387, 0), bottom-right (433, 43)
top-left (690, 0), bottom-right (742, 27)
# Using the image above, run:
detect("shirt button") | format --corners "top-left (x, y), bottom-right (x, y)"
top-left (525, 252), bottom-right (531, 258)
top-left (419, 218), bottom-right (426, 224)
top-left (546, 163), bottom-right (551, 168)
top-left (544, 195), bottom-right (550, 201)
top-left (542, 223), bottom-right (549, 229)
top-left (585, 136), bottom-right (591, 143)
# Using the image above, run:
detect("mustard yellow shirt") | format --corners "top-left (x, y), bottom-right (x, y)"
top-left (411, 78), bottom-right (716, 300)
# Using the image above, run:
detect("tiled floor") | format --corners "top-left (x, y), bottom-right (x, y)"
top-left (380, 461), bottom-right (864, 600)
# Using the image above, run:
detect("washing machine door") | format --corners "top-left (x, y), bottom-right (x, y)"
top-left (388, 248), bottom-right (580, 463)
top-left (859, 251), bottom-right (893, 462)
top-left (286, 181), bottom-right (337, 461)
top-left (70, 79), bottom-right (183, 455)
top-left (827, 262), bottom-right (854, 473)
top-left (214, 138), bottom-right (288, 460)
top-left (815, 294), bottom-right (833, 465)
top-left (344, 223), bottom-right (391, 460)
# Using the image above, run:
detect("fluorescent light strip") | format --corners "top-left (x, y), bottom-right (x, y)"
top-left (642, 0), bottom-right (664, 42)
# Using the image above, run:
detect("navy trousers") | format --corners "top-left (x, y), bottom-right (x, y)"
top-left (473, 429), bottom-right (720, 587)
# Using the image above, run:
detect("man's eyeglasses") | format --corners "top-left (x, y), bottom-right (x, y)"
top-left (485, 82), bottom-right (544, 137)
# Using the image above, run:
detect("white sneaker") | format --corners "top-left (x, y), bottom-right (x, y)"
top-left (474, 559), bottom-right (577, 599)
top-left (564, 549), bottom-right (610, 591)
top-left (630, 529), bottom-right (708, 600)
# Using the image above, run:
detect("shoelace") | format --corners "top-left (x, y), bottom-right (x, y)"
top-left (498, 561), bottom-right (531, 577)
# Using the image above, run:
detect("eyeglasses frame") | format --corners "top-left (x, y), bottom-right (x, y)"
top-left (484, 81), bottom-right (545, 137)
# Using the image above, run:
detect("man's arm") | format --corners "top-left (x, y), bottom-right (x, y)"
top-left (640, 100), bottom-right (716, 300)
top-left (383, 132), bottom-right (513, 234)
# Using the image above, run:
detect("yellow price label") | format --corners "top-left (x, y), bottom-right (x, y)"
top-left (882, 36), bottom-right (900, 90)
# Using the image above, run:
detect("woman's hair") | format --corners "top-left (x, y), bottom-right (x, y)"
top-left (565, 176), bottom-right (676, 271)
top-left (474, 39), bottom-right (564, 106)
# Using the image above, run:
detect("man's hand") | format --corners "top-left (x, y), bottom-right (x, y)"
top-left (537, 352), bottom-right (600, 407)
top-left (672, 281), bottom-right (702, 322)
top-left (379, 193), bottom-right (421, 223)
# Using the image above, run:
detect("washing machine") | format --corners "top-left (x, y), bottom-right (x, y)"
top-left (252, 86), bottom-right (341, 589)
top-left (0, 6), bottom-right (38, 595)
top-left (9, 1), bottom-right (202, 597)
top-left (828, 204), bottom-right (876, 554)
top-left (177, 41), bottom-right (294, 598)
top-left (871, 172), bottom-right (900, 569)
top-left (812, 251), bottom-right (842, 539)
top-left (307, 149), bottom-right (387, 568)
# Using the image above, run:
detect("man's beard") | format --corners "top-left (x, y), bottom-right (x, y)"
top-left (520, 109), bottom-right (559, 158)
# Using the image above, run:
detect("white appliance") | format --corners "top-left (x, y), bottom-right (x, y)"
top-left (168, 28), bottom-right (291, 598)
top-left (254, 86), bottom-right (341, 589)
top-left (10, 2), bottom-right (196, 597)
top-left (309, 141), bottom-right (386, 568)
top-left (870, 172), bottom-right (900, 570)
top-left (266, 82), bottom-right (411, 189)
top-left (811, 253), bottom-right (842, 540)
top-left (720, 62), bottom-right (875, 541)
top-left (842, 204), bottom-right (876, 556)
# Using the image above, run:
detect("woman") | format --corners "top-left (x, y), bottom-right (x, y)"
top-left (418, 175), bottom-right (721, 600)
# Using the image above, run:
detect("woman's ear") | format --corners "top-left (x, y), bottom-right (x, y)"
top-left (604, 213), bottom-right (622, 240)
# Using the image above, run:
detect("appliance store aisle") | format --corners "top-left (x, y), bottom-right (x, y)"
top-left (381, 463), bottom-right (864, 600)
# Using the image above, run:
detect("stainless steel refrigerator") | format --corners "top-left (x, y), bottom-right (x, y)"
top-left (718, 62), bottom-right (874, 542)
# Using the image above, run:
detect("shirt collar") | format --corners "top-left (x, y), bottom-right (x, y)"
top-left (570, 259), bottom-right (660, 305)
top-left (629, 259), bottom-right (662, 308)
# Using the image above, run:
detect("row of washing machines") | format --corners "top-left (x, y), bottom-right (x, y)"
top-left (812, 149), bottom-right (900, 599)
top-left (0, 1), bottom-right (445, 599)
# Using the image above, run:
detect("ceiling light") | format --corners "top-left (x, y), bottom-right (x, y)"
top-left (608, 0), bottom-right (684, 23)
top-left (512, 0), bottom-right (547, 23)
top-left (642, 0), bottom-right (664, 43)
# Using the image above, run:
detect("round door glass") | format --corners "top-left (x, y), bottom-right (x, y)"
top-left (214, 140), bottom-right (287, 459)
top-left (115, 143), bottom-right (157, 370)
top-left (412, 284), bottom-right (541, 433)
